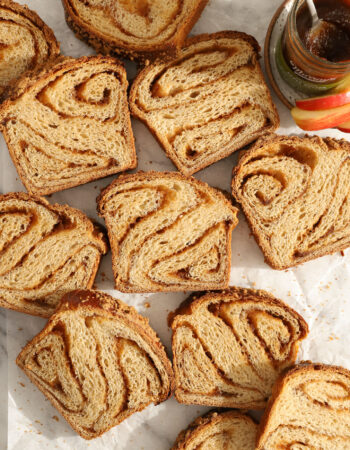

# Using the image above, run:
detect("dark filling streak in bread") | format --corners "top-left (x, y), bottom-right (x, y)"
top-left (31, 323), bottom-right (87, 414)
top-left (175, 321), bottom-right (263, 396)
top-left (16, 120), bottom-right (118, 177)
top-left (0, 209), bottom-right (34, 259)
top-left (118, 188), bottom-right (209, 285)
top-left (35, 69), bottom-right (120, 121)
top-left (147, 223), bottom-right (226, 286)
top-left (67, 0), bottom-right (185, 43)
top-left (293, 157), bottom-right (350, 258)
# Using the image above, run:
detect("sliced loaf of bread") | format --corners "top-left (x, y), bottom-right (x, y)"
top-left (232, 134), bottom-right (350, 269)
top-left (0, 55), bottom-right (136, 195)
top-left (0, 0), bottom-right (59, 99)
top-left (0, 192), bottom-right (107, 317)
top-left (129, 31), bottom-right (279, 176)
top-left (172, 410), bottom-right (257, 450)
top-left (62, 0), bottom-right (208, 62)
top-left (170, 287), bottom-right (308, 409)
top-left (16, 289), bottom-right (174, 440)
top-left (97, 171), bottom-right (238, 293)
top-left (257, 363), bottom-right (350, 449)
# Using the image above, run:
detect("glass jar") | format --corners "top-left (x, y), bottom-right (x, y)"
top-left (283, 0), bottom-right (350, 83)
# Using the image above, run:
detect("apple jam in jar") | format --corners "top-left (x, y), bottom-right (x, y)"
top-left (277, 0), bottom-right (350, 94)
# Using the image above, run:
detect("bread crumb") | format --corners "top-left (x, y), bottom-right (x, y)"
top-left (52, 416), bottom-right (59, 422)
top-left (144, 302), bottom-right (151, 308)
top-left (19, 382), bottom-right (25, 387)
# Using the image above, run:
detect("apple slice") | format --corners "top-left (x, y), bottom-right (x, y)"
top-left (337, 120), bottom-right (350, 133)
top-left (291, 103), bottom-right (350, 131)
top-left (295, 90), bottom-right (350, 111)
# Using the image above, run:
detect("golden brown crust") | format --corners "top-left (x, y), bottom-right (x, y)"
top-left (256, 362), bottom-right (350, 449)
top-left (0, 55), bottom-right (137, 195)
top-left (169, 286), bottom-right (309, 329)
top-left (172, 410), bottom-right (257, 450)
top-left (129, 31), bottom-right (279, 176)
top-left (0, 192), bottom-right (107, 317)
top-left (61, 0), bottom-right (209, 63)
top-left (170, 287), bottom-right (308, 409)
top-left (97, 171), bottom-right (239, 293)
top-left (0, 0), bottom-right (60, 101)
top-left (232, 133), bottom-right (350, 270)
top-left (16, 289), bottom-right (175, 439)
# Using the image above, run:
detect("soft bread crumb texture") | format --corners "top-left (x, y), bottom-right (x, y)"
top-left (171, 287), bottom-right (308, 409)
top-left (232, 133), bottom-right (350, 269)
top-left (256, 363), bottom-right (350, 449)
top-left (0, 192), bottom-right (107, 317)
top-left (62, 0), bottom-right (209, 61)
top-left (172, 410), bottom-right (257, 450)
top-left (16, 289), bottom-right (174, 439)
top-left (0, 0), bottom-right (59, 98)
top-left (129, 31), bottom-right (279, 175)
top-left (97, 171), bottom-right (238, 293)
top-left (0, 55), bottom-right (136, 195)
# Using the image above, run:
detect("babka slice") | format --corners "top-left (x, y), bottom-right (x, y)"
top-left (97, 171), bottom-right (238, 293)
top-left (0, 0), bottom-right (59, 99)
top-left (129, 31), bottom-right (279, 176)
top-left (232, 134), bottom-right (350, 269)
top-left (0, 192), bottom-right (107, 317)
top-left (0, 55), bottom-right (136, 195)
top-left (172, 410), bottom-right (257, 450)
top-left (17, 290), bottom-right (174, 440)
top-left (170, 288), bottom-right (308, 409)
top-left (257, 363), bottom-right (350, 449)
top-left (62, 0), bottom-right (208, 62)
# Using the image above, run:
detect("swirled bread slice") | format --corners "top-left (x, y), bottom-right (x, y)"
top-left (97, 171), bottom-right (238, 293)
top-left (232, 134), bottom-right (350, 269)
top-left (172, 410), bottom-right (257, 450)
top-left (0, 192), bottom-right (107, 317)
top-left (0, 0), bottom-right (59, 99)
top-left (0, 55), bottom-right (136, 195)
top-left (129, 31), bottom-right (279, 176)
top-left (170, 288), bottom-right (308, 409)
top-left (16, 289), bottom-right (174, 440)
top-left (62, 0), bottom-right (208, 62)
top-left (257, 363), bottom-right (350, 449)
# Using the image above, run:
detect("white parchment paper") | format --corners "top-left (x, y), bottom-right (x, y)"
top-left (2, 0), bottom-right (350, 448)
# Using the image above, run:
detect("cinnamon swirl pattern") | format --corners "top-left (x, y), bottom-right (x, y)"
top-left (232, 134), bottom-right (350, 269)
top-left (257, 364), bottom-right (350, 449)
top-left (172, 410), bottom-right (257, 450)
top-left (16, 290), bottom-right (174, 440)
top-left (129, 31), bottom-right (279, 176)
top-left (170, 288), bottom-right (308, 409)
top-left (97, 171), bottom-right (238, 293)
top-left (0, 193), bottom-right (107, 317)
top-left (0, 56), bottom-right (136, 195)
top-left (0, 0), bottom-right (59, 98)
top-left (62, 0), bottom-right (208, 61)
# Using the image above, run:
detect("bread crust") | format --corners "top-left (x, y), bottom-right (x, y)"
top-left (97, 170), bottom-right (239, 293)
top-left (170, 287), bottom-right (308, 409)
top-left (0, 55), bottom-right (137, 195)
top-left (61, 0), bottom-right (209, 62)
top-left (172, 410), bottom-right (257, 449)
top-left (129, 31), bottom-right (279, 176)
top-left (256, 362), bottom-right (350, 449)
top-left (0, 192), bottom-right (107, 317)
top-left (232, 133), bottom-right (350, 270)
top-left (16, 289), bottom-right (175, 439)
top-left (0, 0), bottom-right (60, 101)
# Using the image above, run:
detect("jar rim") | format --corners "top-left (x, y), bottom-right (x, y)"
top-left (290, 0), bottom-right (350, 69)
